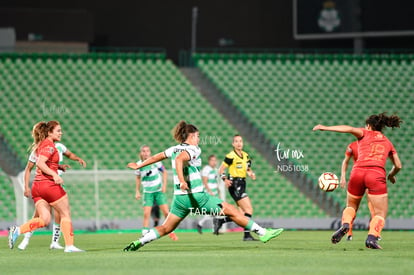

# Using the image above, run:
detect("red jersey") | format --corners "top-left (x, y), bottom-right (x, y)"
top-left (345, 141), bottom-right (358, 161)
top-left (34, 139), bottom-right (59, 182)
top-left (354, 128), bottom-right (396, 169)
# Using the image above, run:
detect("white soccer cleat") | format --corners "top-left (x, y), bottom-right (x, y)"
top-left (64, 245), bottom-right (85, 253)
top-left (50, 242), bottom-right (64, 250)
top-left (8, 226), bottom-right (20, 249)
top-left (18, 239), bottom-right (30, 250)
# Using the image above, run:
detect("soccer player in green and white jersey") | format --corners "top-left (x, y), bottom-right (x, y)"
top-left (135, 145), bottom-right (178, 241)
top-left (18, 142), bottom-right (86, 250)
top-left (197, 154), bottom-right (221, 234)
top-left (123, 121), bottom-right (283, 251)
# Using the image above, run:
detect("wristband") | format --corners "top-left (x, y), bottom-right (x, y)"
top-left (220, 173), bottom-right (227, 181)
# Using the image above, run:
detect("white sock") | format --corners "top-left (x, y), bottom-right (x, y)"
top-left (24, 231), bottom-right (33, 240)
top-left (250, 222), bottom-right (266, 236)
top-left (198, 215), bottom-right (212, 227)
top-left (142, 229), bottom-right (149, 236)
top-left (52, 223), bottom-right (61, 243)
top-left (139, 229), bottom-right (160, 245)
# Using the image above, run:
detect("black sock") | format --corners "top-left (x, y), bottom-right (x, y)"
top-left (153, 220), bottom-right (159, 227)
top-left (244, 213), bottom-right (252, 237)
top-left (223, 216), bottom-right (232, 223)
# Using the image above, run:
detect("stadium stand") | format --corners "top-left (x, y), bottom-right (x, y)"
top-left (0, 168), bottom-right (16, 220)
top-left (195, 53), bottom-right (414, 218)
top-left (0, 53), bottom-right (326, 221)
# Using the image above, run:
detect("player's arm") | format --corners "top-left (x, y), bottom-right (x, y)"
top-left (340, 154), bottom-right (351, 189)
top-left (219, 160), bottom-right (232, 187)
top-left (202, 175), bottom-right (212, 195)
top-left (37, 155), bottom-right (63, 184)
top-left (161, 167), bottom-right (167, 193)
top-left (246, 159), bottom-right (256, 180)
top-left (135, 176), bottom-right (142, 200)
top-left (387, 153), bottom-right (402, 184)
top-left (23, 161), bottom-right (35, 197)
top-left (128, 152), bottom-right (167, 170)
top-left (313, 125), bottom-right (363, 139)
top-left (64, 150), bottom-right (86, 168)
top-left (175, 151), bottom-right (191, 191)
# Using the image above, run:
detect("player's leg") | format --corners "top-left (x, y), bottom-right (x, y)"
top-left (17, 208), bottom-right (39, 250)
top-left (219, 201), bottom-right (283, 243)
top-left (332, 168), bottom-right (364, 244)
top-left (213, 182), bottom-right (242, 235)
top-left (142, 206), bottom-right (152, 236)
top-left (50, 209), bottom-right (64, 249)
top-left (124, 212), bottom-right (184, 251)
top-left (197, 215), bottom-right (213, 234)
top-left (332, 192), bottom-right (362, 244)
top-left (151, 203), bottom-right (160, 226)
top-left (364, 168), bottom-right (388, 249)
top-left (365, 193), bottom-right (387, 249)
top-left (9, 200), bottom-right (51, 249)
top-left (52, 195), bottom-right (84, 252)
top-left (159, 203), bottom-right (179, 241)
top-left (236, 196), bottom-right (256, 241)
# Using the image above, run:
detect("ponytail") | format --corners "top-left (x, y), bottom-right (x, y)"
top-left (365, 112), bottom-right (402, 132)
top-left (172, 120), bottom-right (198, 143)
top-left (28, 120), bottom-right (60, 153)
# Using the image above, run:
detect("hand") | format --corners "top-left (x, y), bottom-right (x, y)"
top-left (224, 179), bottom-right (232, 187)
top-left (59, 164), bottom-right (71, 172)
top-left (127, 163), bottom-right (139, 169)
top-left (340, 177), bottom-right (346, 189)
top-left (247, 170), bottom-right (256, 180)
top-left (312, 124), bottom-right (325, 131)
top-left (180, 182), bottom-right (189, 191)
top-left (53, 175), bottom-right (64, 185)
top-left (78, 158), bottom-right (86, 168)
top-left (388, 174), bottom-right (397, 184)
top-left (24, 188), bottom-right (31, 198)
top-left (135, 191), bottom-right (141, 200)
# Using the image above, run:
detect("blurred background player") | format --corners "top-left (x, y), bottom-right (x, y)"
top-left (197, 154), bottom-right (220, 234)
top-left (340, 140), bottom-right (375, 241)
top-left (124, 121), bottom-right (283, 251)
top-left (135, 145), bottom-right (178, 241)
top-left (215, 135), bottom-right (257, 241)
top-left (313, 113), bottom-right (402, 249)
top-left (18, 140), bottom-right (86, 250)
top-left (8, 121), bottom-right (84, 252)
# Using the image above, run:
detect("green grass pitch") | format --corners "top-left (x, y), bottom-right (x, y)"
top-left (1, 231), bottom-right (413, 274)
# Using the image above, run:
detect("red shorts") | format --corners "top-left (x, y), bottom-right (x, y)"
top-left (32, 180), bottom-right (67, 204)
top-left (348, 167), bottom-right (387, 196)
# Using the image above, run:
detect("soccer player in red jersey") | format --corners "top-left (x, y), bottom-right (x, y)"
top-left (8, 121), bottom-right (84, 252)
top-left (313, 113), bottom-right (402, 249)
top-left (340, 141), bottom-right (375, 241)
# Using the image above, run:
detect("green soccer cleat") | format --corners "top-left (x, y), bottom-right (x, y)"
top-left (123, 240), bottom-right (143, 252)
top-left (259, 228), bottom-right (284, 243)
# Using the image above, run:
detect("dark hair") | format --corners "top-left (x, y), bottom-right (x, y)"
top-left (365, 113), bottom-right (402, 132)
top-left (172, 121), bottom-right (198, 143)
top-left (29, 120), bottom-right (60, 152)
top-left (208, 154), bottom-right (216, 160)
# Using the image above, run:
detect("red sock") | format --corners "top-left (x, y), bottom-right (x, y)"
top-left (20, 218), bottom-right (45, 234)
top-left (342, 207), bottom-right (356, 225)
top-left (368, 216), bottom-right (385, 237)
top-left (60, 217), bottom-right (74, 246)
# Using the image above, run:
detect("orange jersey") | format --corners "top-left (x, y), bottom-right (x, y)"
top-left (34, 139), bottom-right (59, 182)
top-left (345, 141), bottom-right (358, 161)
top-left (354, 128), bottom-right (396, 169)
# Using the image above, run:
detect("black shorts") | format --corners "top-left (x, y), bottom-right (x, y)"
top-left (228, 177), bottom-right (248, 202)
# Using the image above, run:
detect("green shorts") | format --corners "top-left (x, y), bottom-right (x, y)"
top-left (170, 191), bottom-right (223, 219)
top-left (143, 191), bottom-right (167, 207)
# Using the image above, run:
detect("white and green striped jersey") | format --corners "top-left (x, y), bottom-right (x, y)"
top-left (29, 142), bottom-right (67, 176)
top-left (164, 143), bottom-right (202, 195)
top-left (201, 165), bottom-right (219, 196)
top-left (134, 161), bottom-right (164, 193)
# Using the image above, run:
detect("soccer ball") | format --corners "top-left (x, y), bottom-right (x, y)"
top-left (318, 172), bottom-right (339, 192)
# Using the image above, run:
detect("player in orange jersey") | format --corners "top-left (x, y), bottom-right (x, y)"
top-left (8, 121), bottom-right (84, 252)
top-left (313, 113), bottom-right (402, 249)
top-left (340, 141), bottom-right (375, 241)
